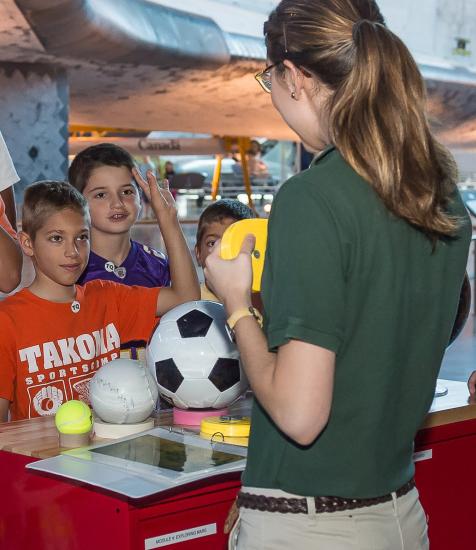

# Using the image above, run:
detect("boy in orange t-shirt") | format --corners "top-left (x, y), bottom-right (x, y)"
top-left (0, 173), bottom-right (199, 421)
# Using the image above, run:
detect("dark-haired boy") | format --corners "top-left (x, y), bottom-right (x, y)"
top-left (69, 143), bottom-right (170, 288)
top-left (195, 199), bottom-right (255, 301)
top-left (0, 176), bottom-right (199, 421)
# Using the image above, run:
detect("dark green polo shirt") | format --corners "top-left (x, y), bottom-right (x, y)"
top-left (242, 146), bottom-right (471, 498)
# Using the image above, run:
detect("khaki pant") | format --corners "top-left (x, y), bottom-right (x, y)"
top-left (229, 486), bottom-right (429, 550)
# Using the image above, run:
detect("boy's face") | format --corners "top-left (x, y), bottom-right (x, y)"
top-left (195, 217), bottom-right (236, 267)
top-left (82, 165), bottom-right (140, 235)
top-left (21, 208), bottom-right (90, 287)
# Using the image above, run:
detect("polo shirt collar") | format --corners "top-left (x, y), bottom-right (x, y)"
top-left (310, 144), bottom-right (336, 167)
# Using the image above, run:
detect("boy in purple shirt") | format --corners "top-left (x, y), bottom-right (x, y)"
top-left (69, 143), bottom-right (170, 289)
top-left (69, 143), bottom-right (170, 360)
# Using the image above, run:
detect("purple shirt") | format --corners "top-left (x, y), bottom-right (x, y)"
top-left (78, 240), bottom-right (170, 288)
top-left (77, 241), bottom-right (169, 361)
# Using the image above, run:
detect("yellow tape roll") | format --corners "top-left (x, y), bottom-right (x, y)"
top-left (201, 415), bottom-right (251, 438)
top-left (220, 219), bottom-right (268, 292)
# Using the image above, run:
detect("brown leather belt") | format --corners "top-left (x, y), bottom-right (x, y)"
top-left (237, 478), bottom-right (415, 514)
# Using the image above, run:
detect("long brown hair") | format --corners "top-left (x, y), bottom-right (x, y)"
top-left (265, 0), bottom-right (459, 238)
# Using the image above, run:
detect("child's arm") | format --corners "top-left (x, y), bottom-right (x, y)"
top-left (0, 398), bottom-right (9, 423)
top-left (468, 370), bottom-right (476, 397)
top-left (1, 186), bottom-right (17, 229)
top-left (0, 225), bottom-right (22, 293)
top-left (133, 169), bottom-right (200, 316)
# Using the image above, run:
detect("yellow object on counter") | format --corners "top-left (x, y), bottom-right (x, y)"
top-left (201, 415), bottom-right (251, 438)
top-left (55, 400), bottom-right (92, 435)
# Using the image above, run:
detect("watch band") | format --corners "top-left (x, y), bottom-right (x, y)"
top-left (227, 306), bottom-right (263, 331)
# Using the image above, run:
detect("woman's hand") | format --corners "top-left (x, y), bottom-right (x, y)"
top-left (204, 234), bottom-right (255, 313)
top-left (132, 167), bottom-right (177, 224)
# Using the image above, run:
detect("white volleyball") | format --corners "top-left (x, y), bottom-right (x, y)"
top-left (90, 358), bottom-right (159, 424)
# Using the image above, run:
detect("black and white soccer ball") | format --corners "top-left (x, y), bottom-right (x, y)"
top-left (146, 301), bottom-right (248, 409)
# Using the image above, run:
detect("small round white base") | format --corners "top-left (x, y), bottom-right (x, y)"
top-left (93, 417), bottom-right (155, 439)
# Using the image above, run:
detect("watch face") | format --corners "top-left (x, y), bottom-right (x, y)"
top-left (105, 261), bottom-right (115, 273)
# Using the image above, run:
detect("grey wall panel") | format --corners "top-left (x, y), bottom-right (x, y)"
top-left (0, 62), bottom-right (69, 207)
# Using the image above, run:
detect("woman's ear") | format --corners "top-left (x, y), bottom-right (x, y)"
top-left (18, 231), bottom-right (34, 257)
top-left (282, 59), bottom-right (305, 99)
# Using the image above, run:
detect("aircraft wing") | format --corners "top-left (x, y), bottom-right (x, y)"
top-left (0, 0), bottom-right (475, 152)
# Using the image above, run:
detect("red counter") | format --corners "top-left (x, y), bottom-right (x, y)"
top-left (0, 380), bottom-right (475, 549)
top-left (0, 413), bottom-right (241, 550)
top-left (414, 380), bottom-right (476, 549)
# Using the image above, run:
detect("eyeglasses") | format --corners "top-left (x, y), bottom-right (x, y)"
top-left (255, 61), bottom-right (312, 94)
top-left (255, 63), bottom-right (279, 94)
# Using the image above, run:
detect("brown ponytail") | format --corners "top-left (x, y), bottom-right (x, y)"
top-left (265, 0), bottom-right (459, 239)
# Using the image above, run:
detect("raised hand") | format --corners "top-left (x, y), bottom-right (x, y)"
top-left (131, 167), bottom-right (200, 313)
top-left (132, 167), bottom-right (177, 222)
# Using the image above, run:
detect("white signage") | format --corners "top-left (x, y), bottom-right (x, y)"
top-left (413, 449), bottom-right (433, 462)
top-left (144, 523), bottom-right (217, 549)
top-left (70, 137), bottom-right (226, 156)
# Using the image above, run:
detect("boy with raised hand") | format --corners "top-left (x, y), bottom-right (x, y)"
top-left (69, 143), bottom-right (171, 360)
top-left (69, 143), bottom-right (170, 288)
top-left (0, 174), bottom-right (199, 421)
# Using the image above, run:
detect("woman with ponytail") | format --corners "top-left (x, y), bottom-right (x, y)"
top-left (205, 1), bottom-right (471, 548)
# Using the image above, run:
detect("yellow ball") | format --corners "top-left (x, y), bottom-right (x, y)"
top-left (55, 400), bottom-right (93, 435)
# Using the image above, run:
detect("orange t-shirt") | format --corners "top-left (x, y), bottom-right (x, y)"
top-left (0, 280), bottom-right (160, 420)
top-left (0, 196), bottom-right (16, 239)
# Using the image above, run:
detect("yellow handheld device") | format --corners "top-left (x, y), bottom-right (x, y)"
top-left (220, 218), bottom-right (268, 292)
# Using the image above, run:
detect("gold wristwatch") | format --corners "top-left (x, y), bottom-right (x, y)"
top-left (226, 306), bottom-right (263, 340)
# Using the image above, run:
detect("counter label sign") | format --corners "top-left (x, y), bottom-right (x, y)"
top-left (413, 449), bottom-right (432, 462)
top-left (145, 523), bottom-right (217, 548)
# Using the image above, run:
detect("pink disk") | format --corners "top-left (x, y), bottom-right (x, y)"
top-left (173, 407), bottom-right (229, 426)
